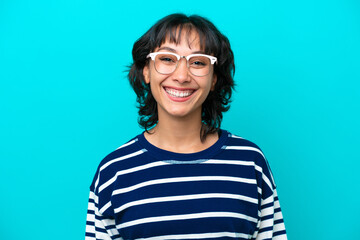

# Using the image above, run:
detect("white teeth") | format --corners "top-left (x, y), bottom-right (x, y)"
top-left (165, 88), bottom-right (194, 98)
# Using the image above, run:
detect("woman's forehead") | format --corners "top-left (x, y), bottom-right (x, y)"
top-left (157, 27), bottom-right (205, 51)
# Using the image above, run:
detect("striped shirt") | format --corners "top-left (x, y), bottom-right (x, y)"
top-left (85, 130), bottom-right (287, 240)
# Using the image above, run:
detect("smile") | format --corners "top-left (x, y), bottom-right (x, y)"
top-left (164, 87), bottom-right (195, 98)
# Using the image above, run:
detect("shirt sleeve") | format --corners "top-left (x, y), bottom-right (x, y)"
top-left (85, 171), bottom-right (122, 240)
top-left (252, 188), bottom-right (287, 240)
top-left (251, 151), bottom-right (287, 240)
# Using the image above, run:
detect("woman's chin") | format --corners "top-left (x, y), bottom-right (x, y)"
top-left (161, 107), bottom-right (200, 120)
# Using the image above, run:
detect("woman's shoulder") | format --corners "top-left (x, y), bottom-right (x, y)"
top-left (223, 130), bottom-right (262, 151)
top-left (90, 133), bottom-right (146, 189)
top-left (222, 130), bottom-right (270, 168)
top-left (96, 134), bottom-right (144, 172)
top-left (223, 129), bottom-right (276, 188)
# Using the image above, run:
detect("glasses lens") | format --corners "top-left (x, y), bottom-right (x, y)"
top-left (154, 54), bottom-right (178, 74)
top-left (188, 56), bottom-right (211, 76)
top-left (153, 53), bottom-right (213, 76)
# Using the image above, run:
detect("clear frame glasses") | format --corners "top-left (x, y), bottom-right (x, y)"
top-left (147, 52), bottom-right (217, 77)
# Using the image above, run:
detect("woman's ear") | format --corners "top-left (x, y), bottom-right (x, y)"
top-left (211, 74), bottom-right (217, 91)
top-left (143, 64), bottom-right (150, 84)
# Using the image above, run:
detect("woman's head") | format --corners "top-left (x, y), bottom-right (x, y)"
top-left (128, 13), bottom-right (235, 140)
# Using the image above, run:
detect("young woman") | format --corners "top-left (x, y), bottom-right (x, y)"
top-left (85, 14), bottom-right (287, 240)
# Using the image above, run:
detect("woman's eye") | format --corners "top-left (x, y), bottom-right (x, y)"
top-left (190, 60), bottom-right (207, 67)
top-left (160, 57), bottom-right (175, 62)
top-left (193, 61), bottom-right (206, 66)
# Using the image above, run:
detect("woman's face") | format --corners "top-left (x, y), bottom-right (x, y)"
top-left (143, 30), bottom-right (217, 122)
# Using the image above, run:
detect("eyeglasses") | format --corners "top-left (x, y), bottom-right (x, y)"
top-left (147, 52), bottom-right (217, 77)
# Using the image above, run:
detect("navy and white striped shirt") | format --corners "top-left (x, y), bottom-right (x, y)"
top-left (86, 130), bottom-right (287, 240)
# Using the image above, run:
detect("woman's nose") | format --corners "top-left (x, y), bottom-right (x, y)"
top-left (172, 58), bottom-right (190, 83)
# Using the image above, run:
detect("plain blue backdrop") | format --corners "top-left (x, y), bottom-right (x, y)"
top-left (1, 0), bottom-right (359, 239)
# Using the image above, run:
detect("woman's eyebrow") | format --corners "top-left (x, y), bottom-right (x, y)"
top-left (191, 50), bottom-right (206, 54)
top-left (157, 46), bottom-right (176, 52)
top-left (157, 46), bottom-right (205, 54)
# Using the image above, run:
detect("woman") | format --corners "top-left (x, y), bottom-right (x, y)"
top-left (86, 13), bottom-right (287, 240)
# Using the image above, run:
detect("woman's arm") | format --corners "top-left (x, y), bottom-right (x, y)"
top-left (252, 188), bottom-right (287, 240)
top-left (85, 190), bottom-right (121, 240)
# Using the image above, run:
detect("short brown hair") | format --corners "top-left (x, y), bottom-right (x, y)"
top-left (128, 13), bottom-right (235, 141)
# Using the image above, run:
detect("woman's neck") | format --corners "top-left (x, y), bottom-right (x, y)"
top-left (144, 116), bottom-right (218, 154)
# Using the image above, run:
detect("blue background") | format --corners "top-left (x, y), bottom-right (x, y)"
top-left (1, 0), bottom-right (359, 239)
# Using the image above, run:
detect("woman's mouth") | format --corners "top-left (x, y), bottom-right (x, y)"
top-left (164, 87), bottom-right (195, 98)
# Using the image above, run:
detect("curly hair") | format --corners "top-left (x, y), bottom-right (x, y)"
top-left (128, 13), bottom-right (235, 141)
